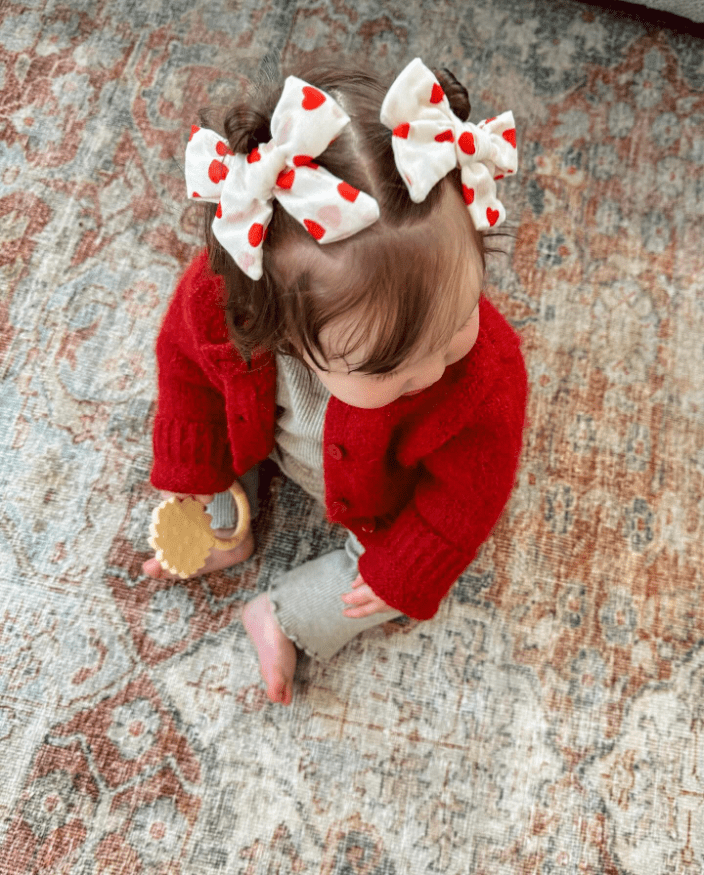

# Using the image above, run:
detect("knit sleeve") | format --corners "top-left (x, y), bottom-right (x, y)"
top-left (150, 253), bottom-right (237, 495)
top-left (357, 366), bottom-right (528, 620)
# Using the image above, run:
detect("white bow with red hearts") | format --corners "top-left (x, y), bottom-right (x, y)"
top-left (185, 76), bottom-right (380, 280)
top-left (380, 58), bottom-right (518, 230)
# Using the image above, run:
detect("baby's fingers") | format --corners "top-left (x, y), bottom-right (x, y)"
top-left (341, 584), bottom-right (391, 618)
top-left (342, 602), bottom-right (379, 619)
top-left (161, 492), bottom-right (214, 505)
top-left (341, 588), bottom-right (371, 617)
top-left (340, 584), bottom-right (373, 606)
top-left (194, 493), bottom-right (215, 505)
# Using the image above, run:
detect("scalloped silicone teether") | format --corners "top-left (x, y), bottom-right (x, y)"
top-left (148, 482), bottom-right (251, 578)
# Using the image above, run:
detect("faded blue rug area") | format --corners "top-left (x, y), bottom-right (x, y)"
top-left (1, 0), bottom-right (703, 872)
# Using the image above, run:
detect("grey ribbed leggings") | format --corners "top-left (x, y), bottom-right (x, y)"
top-left (208, 471), bottom-right (403, 661)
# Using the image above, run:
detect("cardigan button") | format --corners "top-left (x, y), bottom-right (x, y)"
top-left (327, 443), bottom-right (344, 461)
top-left (329, 500), bottom-right (348, 520)
top-left (358, 517), bottom-right (376, 534)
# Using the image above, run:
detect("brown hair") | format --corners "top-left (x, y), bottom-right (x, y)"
top-left (201, 61), bottom-right (487, 373)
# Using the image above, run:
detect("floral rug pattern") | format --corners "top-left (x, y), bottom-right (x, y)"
top-left (1, 0), bottom-right (703, 872)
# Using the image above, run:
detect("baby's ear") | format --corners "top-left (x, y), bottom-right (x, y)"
top-left (433, 68), bottom-right (471, 122)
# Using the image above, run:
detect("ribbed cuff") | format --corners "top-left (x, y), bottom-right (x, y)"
top-left (151, 417), bottom-right (234, 494)
top-left (357, 506), bottom-right (472, 620)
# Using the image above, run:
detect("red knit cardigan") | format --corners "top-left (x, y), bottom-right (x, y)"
top-left (151, 252), bottom-right (528, 620)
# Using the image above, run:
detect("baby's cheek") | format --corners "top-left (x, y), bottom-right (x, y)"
top-left (452, 314), bottom-right (480, 361)
top-left (466, 326), bottom-right (479, 355)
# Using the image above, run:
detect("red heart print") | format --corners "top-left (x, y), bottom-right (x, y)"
top-left (502, 128), bottom-right (517, 148)
top-left (189, 125), bottom-right (200, 141)
top-left (462, 185), bottom-right (474, 205)
top-left (434, 129), bottom-right (454, 143)
top-left (208, 160), bottom-right (229, 183)
top-left (293, 154), bottom-right (313, 167)
top-left (486, 116), bottom-right (496, 124)
top-left (247, 148), bottom-right (261, 164)
top-left (302, 86), bottom-right (326, 110)
top-left (216, 203), bottom-right (222, 218)
top-left (192, 191), bottom-right (200, 198)
top-left (393, 123), bottom-right (410, 139)
top-left (248, 223), bottom-right (264, 247)
top-left (430, 83), bottom-right (444, 104)
top-left (486, 208), bottom-right (499, 227)
top-left (276, 168), bottom-right (295, 189)
top-left (215, 140), bottom-right (233, 157)
top-left (303, 219), bottom-right (326, 240)
top-left (458, 132), bottom-right (475, 154)
top-left (337, 181), bottom-right (359, 202)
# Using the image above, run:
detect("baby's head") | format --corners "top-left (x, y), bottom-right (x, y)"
top-left (199, 61), bottom-right (503, 407)
top-left (266, 180), bottom-right (484, 408)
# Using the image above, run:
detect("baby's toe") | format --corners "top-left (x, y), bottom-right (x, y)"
top-left (281, 683), bottom-right (293, 706)
top-left (142, 557), bottom-right (166, 579)
top-left (267, 673), bottom-right (292, 706)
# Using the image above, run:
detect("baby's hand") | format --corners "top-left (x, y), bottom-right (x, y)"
top-left (159, 491), bottom-right (215, 505)
top-left (341, 574), bottom-right (395, 618)
top-left (142, 489), bottom-right (253, 579)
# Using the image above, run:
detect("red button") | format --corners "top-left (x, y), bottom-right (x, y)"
top-left (327, 443), bottom-right (344, 461)
top-left (359, 517), bottom-right (376, 534)
top-left (329, 500), bottom-right (348, 519)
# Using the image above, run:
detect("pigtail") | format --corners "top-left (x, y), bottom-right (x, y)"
top-left (433, 68), bottom-right (471, 122)
top-left (195, 83), bottom-right (291, 365)
top-left (222, 104), bottom-right (272, 155)
top-left (431, 67), bottom-right (505, 266)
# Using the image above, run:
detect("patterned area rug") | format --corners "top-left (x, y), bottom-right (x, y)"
top-left (1, 0), bottom-right (703, 872)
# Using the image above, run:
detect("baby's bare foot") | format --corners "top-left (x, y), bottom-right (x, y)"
top-left (242, 594), bottom-right (297, 706)
top-left (142, 529), bottom-right (255, 580)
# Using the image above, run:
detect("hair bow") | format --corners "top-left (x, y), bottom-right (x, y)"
top-left (185, 76), bottom-right (380, 279)
top-left (380, 58), bottom-right (517, 230)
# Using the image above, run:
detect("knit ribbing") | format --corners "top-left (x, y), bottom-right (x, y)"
top-left (151, 416), bottom-right (234, 494)
top-left (273, 353), bottom-right (329, 503)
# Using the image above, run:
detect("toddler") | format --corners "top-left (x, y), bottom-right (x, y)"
top-left (143, 58), bottom-right (528, 705)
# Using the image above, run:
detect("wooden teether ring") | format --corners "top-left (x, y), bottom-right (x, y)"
top-left (211, 481), bottom-right (251, 549)
top-left (148, 482), bottom-right (251, 578)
